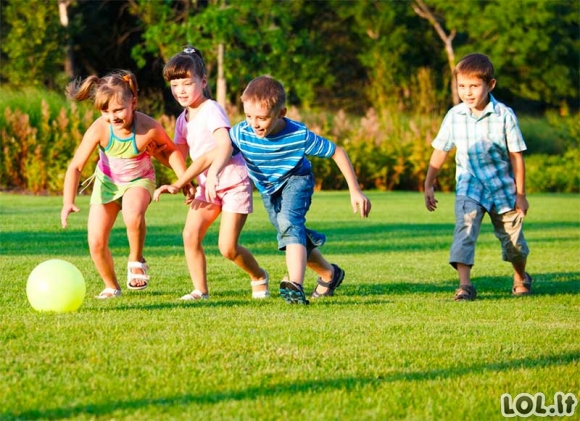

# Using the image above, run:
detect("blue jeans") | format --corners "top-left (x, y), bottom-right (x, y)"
top-left (261, 172), bottom-right (326, 255)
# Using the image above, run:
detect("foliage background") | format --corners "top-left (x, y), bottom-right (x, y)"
top-left (0, 0), bottom-right (578, 194)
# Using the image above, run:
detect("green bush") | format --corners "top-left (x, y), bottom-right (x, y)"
top-left (1, 87), bottom-right (578, 194)
top-left (526, 149), bottom-right (580, 193)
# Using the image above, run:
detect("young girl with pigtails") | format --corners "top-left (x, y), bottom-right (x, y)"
top-left (154, 47), bottom-right (269, 301)
top-left (61, 70), bottom-right (187, 299)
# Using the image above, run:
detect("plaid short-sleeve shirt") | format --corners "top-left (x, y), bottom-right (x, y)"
top-left (432, 95), bottom-right (527, 214)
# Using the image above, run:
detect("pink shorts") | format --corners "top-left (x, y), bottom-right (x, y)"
top-left (195, 180), bottom-right (253, 214)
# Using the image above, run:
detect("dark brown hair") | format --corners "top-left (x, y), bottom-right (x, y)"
top-left (241, 75), bottom-right (286, 112)
top-left (454, 53), bottom-right (495, 84)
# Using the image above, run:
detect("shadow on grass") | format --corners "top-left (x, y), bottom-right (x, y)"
top-left (6, 350), bottom-right (580, 420)
top-left (2, 219), bottom-right (578, 258)
top-left (75, 272), bottom-right (577, 312)
top-left (466, 272), bottom-right (580, 300)
top-left (344, 272), bottom-right (579, 299)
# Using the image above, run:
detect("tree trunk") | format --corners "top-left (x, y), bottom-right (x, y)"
top-left (58, 0), bottom-right (74, 79)
top-left (216, 43), bottom-right (227, 109)
top-left (412, 0), bottom-right (459, 105)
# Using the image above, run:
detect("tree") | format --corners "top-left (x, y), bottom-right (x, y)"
top-left (58, 0), bottom-right (74, 80)
top-left (1, 0), bottom-right (65, 88)
top-left (407, 0), bottom-right (579, 112)
top-left (468, 0), bottom-right (579, 111)
top-left (412, 0), bottom-right (459, 104)
top-left (128, 0), bottom-right (339, 111)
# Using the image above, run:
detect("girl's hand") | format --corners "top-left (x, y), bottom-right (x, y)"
top-left (153, 185), bottom-right (179, 201)
top-left (61, 204), bottom-right (80, 228)
top-left (145, 141), bottom-right (167, 157)
top-left (205, 173), bottom-right (219, 203)
top-left (183, 182), bottom-right (195, 205)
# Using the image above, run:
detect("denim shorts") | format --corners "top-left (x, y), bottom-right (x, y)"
top-left (449, 196), bottom-right (530, 267)
top-left (261, 172), bottom-right (326, 254)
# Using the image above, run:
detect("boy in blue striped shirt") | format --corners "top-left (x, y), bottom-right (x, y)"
top-left (156, 75), bottom-right (371, 304)
top-left (424, 53), bottom-right (531, 301)
top-left (206, 75), bottom-right (371, 304)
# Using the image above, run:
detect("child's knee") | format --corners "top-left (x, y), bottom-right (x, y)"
top-left (502, 239), bottom-right (529, 262)
top-left (88, 236), bottom-right (107, 253)
top-left (218, 243), bottom-right (238, 260)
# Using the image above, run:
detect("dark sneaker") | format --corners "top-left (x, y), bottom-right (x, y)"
top-left (279, 280), bottom-right (309, 305)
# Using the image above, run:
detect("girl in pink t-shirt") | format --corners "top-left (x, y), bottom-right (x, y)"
top-left (157, 47), bottom-right (269, 300)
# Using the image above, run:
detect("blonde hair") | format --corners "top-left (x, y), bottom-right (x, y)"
top-left (241, 75), bottom-right (286, 112)
top-left (65, 70), bottom-right (138, 110)
top-left (454, 53), bottom-right (495, 84)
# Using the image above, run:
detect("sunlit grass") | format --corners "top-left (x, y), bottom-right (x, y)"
top-left (1, 191), bottom-right (579, 420)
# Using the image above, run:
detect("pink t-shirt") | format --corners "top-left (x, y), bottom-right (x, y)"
top-left (174, 100), bottom-right (248, 190)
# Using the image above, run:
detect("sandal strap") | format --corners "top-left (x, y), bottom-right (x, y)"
top-left (181, 290), bottom-right (209, 300)
top-left (513, 273), bottom-right (532, 287)
top-left (454, 285), bottom-right (476, 300)
top-left (96, 288), bottom-right (121, 299)
top-left (127, 260), bottom-right (150, 281)
top-left (251, 269), bottom-right (269, 286)
top-left (251, 279), bottom-right (268, 286)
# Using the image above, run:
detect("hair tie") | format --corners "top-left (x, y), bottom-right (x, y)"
top-left (122, 75), bottom-right (130, 82)
top-left (183, 47), bottom-right (196, 54)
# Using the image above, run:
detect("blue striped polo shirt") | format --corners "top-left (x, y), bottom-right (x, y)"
top-left (432, 94), bottom-right (527, 214)
top-left (229, 118), bottom-right (336, 194)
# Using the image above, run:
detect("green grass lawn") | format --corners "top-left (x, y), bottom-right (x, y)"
top-left (1, 191), bottom-right (579, 420)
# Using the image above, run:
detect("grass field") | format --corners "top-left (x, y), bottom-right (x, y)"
top-left (1, 191), bottom-right (579, 420)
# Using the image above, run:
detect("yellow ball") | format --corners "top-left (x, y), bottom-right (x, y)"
top-left (26, 259), bottom-right (86, 313)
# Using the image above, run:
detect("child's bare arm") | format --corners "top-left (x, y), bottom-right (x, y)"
top-left (61, 122), bottom-right (101, 228)
top-left (509, 151), bottom-right (528, 215)
top-left (424, 149), bottom-right (448, 212)
top-left (205, 128), bottom-right (234, 202)
top-left (331, 146), bottom-right (371, 218)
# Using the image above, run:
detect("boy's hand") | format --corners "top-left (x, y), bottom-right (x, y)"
top-left (351, 191), bottom-right (371, 218)
top-left (153, 185), bottom-right (179, 201)
top-left (61, 204), bottom-right (80, 228)
top-left (515, 194), bottom-right (529, 215)
top-left (424, 187), bottom-right (438, 211)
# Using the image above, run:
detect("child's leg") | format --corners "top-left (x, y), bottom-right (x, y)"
top-left (182, 200), bottom-right (221, 295)
top-left (457, 263), bottom-right (472, 286)
top-left (87, 202), bottom-right (121, 291)
top-left (489, 209), bottom-right (531, 294)
top-left (285, 243), bottom-right (308, 284)
top-left (449, 197), bottom-right (484, 300)
top-left (121, 187), bottom-right (151, 288)
top-left (218, 211), bottom-right (268, 293)
top-left (306, 249), bottom-right (335, 295)
top-left (512, 258), bottom-right (530, 294)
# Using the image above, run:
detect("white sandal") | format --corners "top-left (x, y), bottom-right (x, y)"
top-left (180, 290), bottom-right (209, 301)
top-left (95, 288), bottom-right (121, 299)
top-left (251, 269), bottom-right (270, 299)
top-left (127, 260), bottom-right (150, 290)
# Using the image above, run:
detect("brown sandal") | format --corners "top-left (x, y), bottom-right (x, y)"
top-left (512, 273), bottom-right (532, 296)
top-left (454, 285), bottom-right (477, 301)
